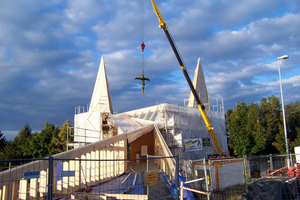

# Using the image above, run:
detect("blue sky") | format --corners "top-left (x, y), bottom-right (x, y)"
top-left (1, 0), bottom-right (300, 140)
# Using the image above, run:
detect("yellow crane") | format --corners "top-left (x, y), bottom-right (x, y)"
top-left (150, 0), bottom-right (224, 155)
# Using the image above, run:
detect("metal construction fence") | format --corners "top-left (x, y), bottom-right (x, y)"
top-left (0, 156), bottom-right (180, 200)
top-left (2, 153), bottom-right (300, 200)
top-left (186, 153), bottom-right (300, 200)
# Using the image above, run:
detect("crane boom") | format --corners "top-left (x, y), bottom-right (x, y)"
top-left (150, 0), bottom-right (224, 155)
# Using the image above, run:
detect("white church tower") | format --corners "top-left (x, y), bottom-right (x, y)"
top-left (73, 56), bottom-right (115, 147)
top-left (89, 56), bottom-right (113, 114)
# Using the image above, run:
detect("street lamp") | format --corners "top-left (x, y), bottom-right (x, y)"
top-left (277, 55), bottom-right (289, 168)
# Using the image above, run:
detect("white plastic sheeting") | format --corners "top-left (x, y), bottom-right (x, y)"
top-left (111, 113), bottom-right (154, 143)
top-left (74, 102), bottom-right (228, 160)
top-left (74, 111), bottom-right (101, 143)
top-left (124, 103), bottom-right (228, 160)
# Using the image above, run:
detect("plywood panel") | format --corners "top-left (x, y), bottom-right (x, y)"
top-left (130, 130), bottom-right (154, 161)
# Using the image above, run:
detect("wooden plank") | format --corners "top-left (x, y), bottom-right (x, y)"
top-left (39, 170), bottom-right (47, 197)
top-left (101, 193), bottom-right (148, 199)
top-left (100, 148), bottom-right (104, 181)
top-left (29, 178), bottom-right (38, 198)
top-left (62, 161), bottom-right (69, 193)
top-left (153, 125), bottom-right (176, 181)
top-left (95, 149), bottom-right (100, 183)
top-left (80, 154), bottom-right (86, 189)
top-left (86, 153), bottom-right (91, 185)
top-left (90, 151), bottom-right (96, 185)
top-left (69, 160), bottom-right (75, 193)
top-left (74, 158), bottom-right (80, 191)
top-left (215, 163), bottom-right (219, 191)
top-left (19, 179), bottom-right (28, 200)
top-left (12, 181), bottom-right (18, 200)
top-left (55, 162), bottom-right (61, 193)
top-left (2, 185), bottom-right (8, 200)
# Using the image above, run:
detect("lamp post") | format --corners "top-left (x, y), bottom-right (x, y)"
top-left (277, 55), bottom-right (289, 168)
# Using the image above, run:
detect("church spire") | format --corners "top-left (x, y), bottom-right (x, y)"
top-left (89, 56), bottom-right (113, 114)
top-left (188, 58), bottom-right (210, 109)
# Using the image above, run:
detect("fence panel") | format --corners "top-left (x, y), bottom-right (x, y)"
top-left (0, 158), bottom-right (49, 200)
top-left (0, 156), bottom-right (178, 200)
top-left (53, 157), bottom-right (176, 200)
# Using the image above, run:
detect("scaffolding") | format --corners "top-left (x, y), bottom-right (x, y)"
top-left (124, 103), bottom-right (228, 161)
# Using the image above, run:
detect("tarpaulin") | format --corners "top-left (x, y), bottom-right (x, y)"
top-left (242, 177), bottom-right (300, 200)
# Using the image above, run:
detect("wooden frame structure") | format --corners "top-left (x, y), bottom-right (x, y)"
top-left (0, 125), bottom-right (176, 200)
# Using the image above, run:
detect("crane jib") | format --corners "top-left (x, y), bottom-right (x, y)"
top-left (163, 27), bottom-right (203, 108)
top-left (151, 0), bottom-right (224, 156)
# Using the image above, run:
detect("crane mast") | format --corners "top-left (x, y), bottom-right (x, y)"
top-left (150, 0), bottom-right (224, 155)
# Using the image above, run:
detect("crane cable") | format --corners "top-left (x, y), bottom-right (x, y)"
top-left (141, 0), bottom-right (145, 73)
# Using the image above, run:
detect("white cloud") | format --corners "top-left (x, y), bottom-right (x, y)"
top-left (0, 0), bottom-right (300, 133)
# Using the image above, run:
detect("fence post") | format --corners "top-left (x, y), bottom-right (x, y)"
top-left (289, 154), bottom-right (293, 166)
top-left (203, 158), bottom-right (210, 200)
top-left (244, 155), bottom-right (249, 183)
top-left (180, 181), bottom-right (183, 200)
top-left (269, 154), bottom-right (273, 170)
top-left (48, 156), bottom-right (53, 200)
top-left (176, 155), bottom-right (179, 200)
top-left (147, 154), bottom-right (149, 197)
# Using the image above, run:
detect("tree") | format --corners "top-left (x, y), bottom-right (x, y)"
top-left (258, 95), bottom-right (282, 154)
top-left (285, 100), bottom-right (300, 146)
top-left (225, 109), bottom-right (234, 155)
top-left (50, 120), bottom-right (74, 154)
top-left (0, 141), bottom-right (16, 169)
top-left (227, 101), bottom-right (266, 156)
top-left (12, 123), bottom-right (32, 159)
top-left (24, 122), bottom-right (59, 158)
top-left (274, 100), bottom-right (300, 154)
top-left (272, 125), bottom-right (290, 154)
top-left (247, 102), bottom-right (265, 154)
top-left (291, 128), bottom-right (300, 149)
top-left (0, 124), bottom-right (33, 169)
top-left (0, 130), bottom-right (7, 152)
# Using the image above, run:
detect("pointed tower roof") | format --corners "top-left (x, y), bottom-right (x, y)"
top-left (188, 58), bottom-right (210, 109)
top-left (89, 56), bottom-right (113, 114)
